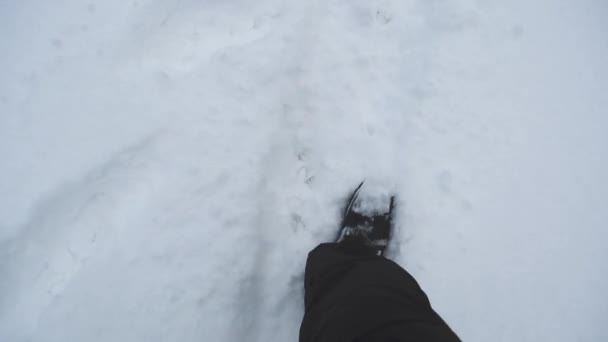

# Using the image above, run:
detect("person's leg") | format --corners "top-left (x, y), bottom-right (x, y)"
top-left (300, 243), bottom-right (460, 342)
top-left (300, 183), bottom-right (459, 341)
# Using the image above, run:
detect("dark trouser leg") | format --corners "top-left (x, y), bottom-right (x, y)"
top-left (300, 243), bottom-right (460, 342)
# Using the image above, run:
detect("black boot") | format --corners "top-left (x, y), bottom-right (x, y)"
top-left (336, 181), bottom-right (395, 256)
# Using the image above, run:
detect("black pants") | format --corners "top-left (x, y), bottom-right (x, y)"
top-left (300, 243), bottom-right (461, 342)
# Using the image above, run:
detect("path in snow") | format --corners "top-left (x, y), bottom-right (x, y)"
top-left (1, 0), bottom-right (607, 341)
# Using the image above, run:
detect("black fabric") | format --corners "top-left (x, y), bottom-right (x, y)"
top-left (300, 243), bottom-right (461, 342)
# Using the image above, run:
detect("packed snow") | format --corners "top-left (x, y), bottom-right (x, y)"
top-left (1, 0), bottom-right (607, 341)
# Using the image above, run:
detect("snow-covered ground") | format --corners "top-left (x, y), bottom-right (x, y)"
top-left (1, 0), bottom-right (607, 341)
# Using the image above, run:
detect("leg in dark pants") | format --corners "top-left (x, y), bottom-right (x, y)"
top-left (300, 243), bottom-right (460, 342)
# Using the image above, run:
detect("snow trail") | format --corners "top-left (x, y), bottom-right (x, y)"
top-left (1, 0), bottom-right (607, 341)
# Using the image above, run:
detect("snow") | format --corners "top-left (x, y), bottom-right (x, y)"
top-left (1, 0), bottom-right (607, 341)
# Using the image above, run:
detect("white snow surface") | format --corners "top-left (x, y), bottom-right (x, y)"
top-left (1, 0), bottom-right (607, 341)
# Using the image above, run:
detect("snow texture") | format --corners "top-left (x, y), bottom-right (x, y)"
top-left (1, 0), bottom-right (607, 341)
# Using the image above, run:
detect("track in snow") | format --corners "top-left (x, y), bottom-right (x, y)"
top-left (1, 1), bottom-right (607, 341)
